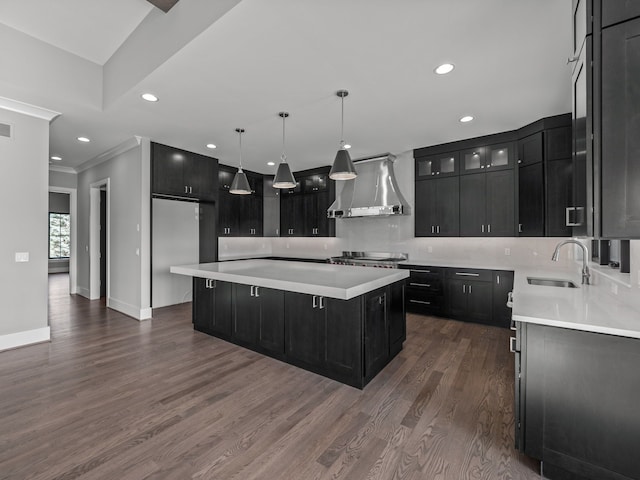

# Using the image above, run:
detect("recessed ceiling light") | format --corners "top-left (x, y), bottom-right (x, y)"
top-left (267, 161), bottom-right (276, 166)
top-left (344, 144), bottom-right (352, 149)
top-left (206, 143), bottom-right (217, 149)
top-left (50, 155), bottom-right (62, 161)
top-left (141, 93), bottom-right (159, 102)
top-left (459, 116), bottom-right (474, 123)
top-left (77, 136), bottom-right (90, 142)
top-left (434, 63), bottom-right (455, 75)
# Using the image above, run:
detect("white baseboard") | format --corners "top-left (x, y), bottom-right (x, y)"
top-left (0, 327), bottom-right (50, 352)
top-left (108, 297), bottom-right (151, 321)
top-left (77, 286), bottom-right (91, 299)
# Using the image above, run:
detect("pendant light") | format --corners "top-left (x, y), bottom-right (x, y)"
top-left (229, 128), bottom-right (252, 195)
top-left (329, 89), bottom-right (357, 180)
top-left (272, 112), bottom-right (297, 188)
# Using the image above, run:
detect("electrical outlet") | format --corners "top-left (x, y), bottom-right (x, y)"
top-left (504, 248), bottom-right (511, 256)
top-left (428, 246), bottom-right (433, 253)
top-left (15, 252), bottom-right (29, 262)
top-left (611, 283), bottom-right (618, 295)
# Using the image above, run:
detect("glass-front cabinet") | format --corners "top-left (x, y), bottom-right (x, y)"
top-left (460, 143), bottom-right (514, 174)
top-left (415, 152), bottom-right (459, 179)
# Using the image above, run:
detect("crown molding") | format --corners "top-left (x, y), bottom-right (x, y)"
top-left (0, 96), bottom-right (60, 122)
top-left (49, 164), bottom-right (77, 174)
top-left (75, 136), bottom-right (143, 173)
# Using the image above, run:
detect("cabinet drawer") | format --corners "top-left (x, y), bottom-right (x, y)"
top-left (406, 280), bottom-right (441, 294)
top-left (446, 267), bottom-right (492, 282)
top-left (405, 293), bottom-right (443, 315)
top-left (403, 265), bottom-right (444, 277)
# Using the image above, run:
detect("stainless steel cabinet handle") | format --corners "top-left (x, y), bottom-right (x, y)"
top-left (518, 223), bottom-right (522, 233)
top-left (482, 224), bottom-right (485, 233)
top-left (509, 337), bottom-right (517, 353)
top-left (507, 291), bottom-right (514, 308)
top-left (431, 225), bottom-right (435, 234)
top-left (463, 284), bottom-right (466, 293)
top-left (189, 186), bottom-right (193, 194)
top-left (409, 299), bottom-right (431, 305)
top-left (496, 275), bottom-right (500, 285)
top-left (412, 269), bottom-right (431, 273)
top-left (312, 295), bottom-right (317, 308)
top-left (436, 225), bottom-right (440, 234)
top-left (455, 272), bottom-right (480, 277)
top-left (205, 279), bottom-right (210, 288)
top-left (469, 284), bottom-right (472, 294)
top-left (319, 296), bottom-right (324, 309)
top-left (250, 285), bottom-right (254, 296)
top-left (254, 286), bottom-right (259, 297)
top-left (488, 224), bottom-right (491, 233)
top-left (184, 186), bottom-right (188, 193)
top-left (409, 282), bottom-right (431, 287)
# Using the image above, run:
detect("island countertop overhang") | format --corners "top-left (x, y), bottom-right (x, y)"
top-left (170, 259), bottom-right (409, 300)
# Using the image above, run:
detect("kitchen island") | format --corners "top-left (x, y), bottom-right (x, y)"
top-left (511, 268), bottom-right (640, 480)
top-left (171, 260), bottom-right (409, 388)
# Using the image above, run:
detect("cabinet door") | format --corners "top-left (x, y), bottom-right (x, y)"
top-left (601, 1), bottom-right (640, 29)
top-left (492, 271), bottom-right (513, 328)
top-left (364, 289), bottom-right (389, 379)
top-left (460, 147), bottom-right (486, 174)
top-left (486, 143), bottom-right (514, 171)
top-left (518, 162), bottom-right (544, 236)
top-left (218, 190), bottom-right (239, 236)
top-left (546, 159), bottom-right (573, 237)
top-left (486, 170), bottom-right (515, 236)
top-left (285, 292), bottom-right (325, 367)
top-left (435, 176), bottom-right (460, 236)
top-left (314, 190), bottom-right (335, 237)
top-left (233, 284), bottom-right (260, 345)
top-left (459, 173), bottom-right (486, 236)
top-left (545, 126), bottom-right (572, 162)
top-left (324, 296), bottom-right (361, 381)
top-left (518, 132), bottom-right (543, 166)
top-left (280, 194), bottom-right (304, 237)
top-left (415, 152), bottom-right (458, 179)
top-left (446, 278), bottom-right (467, 319)
top-left (187, 153), bottom-right (217, 202)
top-left (301, 193), bottom-right (316, 236)
top-left (257, 287), bottom-right (284, 356)
top-left (601, 19), bottom-right (640, 237)
top-left (212, 280), bottom-right (232, 336)
top-left (193, 278), bottom-right (214, 330)
top-left (466, 281), bottom-right (492, 324)
top-left (388, 282), bottom-right (405, 355)
top-left (415, 179), bottom-right (438, 237)
top-left (152, 143), bottom-right (186, 197)
top-left (571, 36), bottom-right (593, 236)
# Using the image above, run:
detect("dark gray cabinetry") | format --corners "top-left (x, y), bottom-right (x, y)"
top-left (516, 322), bottom-right (640, 480)
top-left (193, 278), bottom-right (232, 337)
top-left (415, 152), bottom-right (458, 179)
top-left (517, 132), bottom-right (544, 236)
top-left (491, 271), bottom-right (514, 329)
top-left (364, 288), bottom-right (389, 382)
top-left (152, 142), bottom-right (218, 202)
top-left (415, 177), bottom-right (460, 237)
top-left (402, 266), bottom-right (445, 316)
top-left (601, 17), bottom-right (640, 237)
top-left (218, 165), bottom-right (264, 237)
top-left (461, 143), bottom-right (514, 174)
top-left (460, 170), bottom-right (514, 237)
top-left (233, 284), bottom-right (284, 356)
top-left (280, 168), bottom-right (335, 237)
top-left (445, 269), bottom-right (493, 325)
top-left (601, 1), bottom-right (640, 28)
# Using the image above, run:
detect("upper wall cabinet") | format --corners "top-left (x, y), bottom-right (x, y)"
top-left (460, 143), bottom-right (514, 175)
top-left (218, 164), bottom-right (263, 237)
top-left (415, 152), bottom-right (459, 179)
top-left (600, 1), bottom-right (640, 29)
top-left (151, 142), bottom-right (218, 203)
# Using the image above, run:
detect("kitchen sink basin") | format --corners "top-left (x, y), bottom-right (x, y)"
top-left (527, 277), bottom-right (578, 288)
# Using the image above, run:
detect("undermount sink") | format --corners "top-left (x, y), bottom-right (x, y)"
top-left (527, 277), bottom-right (579, 288)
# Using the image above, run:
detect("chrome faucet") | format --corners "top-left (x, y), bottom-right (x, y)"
top-left (551, 239), bottom-right (590, 285)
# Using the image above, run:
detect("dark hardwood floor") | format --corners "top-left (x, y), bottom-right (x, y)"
top-left (0, 273), bottom-right (540, 479)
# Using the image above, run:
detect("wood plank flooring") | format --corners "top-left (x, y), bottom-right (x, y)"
top-left (0, 273), bottom-right (541, 479)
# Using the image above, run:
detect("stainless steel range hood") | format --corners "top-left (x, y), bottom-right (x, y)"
top-left (327, 153), bottom-right (407, 218)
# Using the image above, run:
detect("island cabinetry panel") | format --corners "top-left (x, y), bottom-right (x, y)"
top-left (517, 322), bottom-right (640, 480)
top-left (193, 278), bottom-right (232, 337)
top-left (152, 142), bottom-right (218, 202)
top-left (233, 284), bottom-right (284, 357)
top-left (364, 288), bottom-right (389, 382)
top-left (387, 280), bottom-right (406, 356)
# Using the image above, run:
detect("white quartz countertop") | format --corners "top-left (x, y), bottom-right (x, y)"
top-left (170, 259), bottom-right (409, 300)
top-left (512, 267), bottom-right (640, 339)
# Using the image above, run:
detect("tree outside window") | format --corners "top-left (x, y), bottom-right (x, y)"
top-left (49, 213), bottom-right (70, 259)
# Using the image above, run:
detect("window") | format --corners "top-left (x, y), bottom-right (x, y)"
top-left (49, 213), bottom-right (70, 259)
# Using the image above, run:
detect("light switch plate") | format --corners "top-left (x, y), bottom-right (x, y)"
top-left (504, 248), bottom-right (511, 256)
top-left (15, 252), bottom-right (29, 262)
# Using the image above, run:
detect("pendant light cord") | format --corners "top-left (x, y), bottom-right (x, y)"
top-left (281, 114), bottom-right (286, 162)
top-left (340, 95), bottom-right (345, 148)
top-left (238, 130), bottom-right (243, 170)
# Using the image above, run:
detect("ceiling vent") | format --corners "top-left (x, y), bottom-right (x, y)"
top-left (0, 123), bottom-right (11, 139)
top-left (146, 0), bottom-right (179, 13)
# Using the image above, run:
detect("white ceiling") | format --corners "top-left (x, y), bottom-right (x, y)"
top-left (0, 0), bottom-right (573, 174)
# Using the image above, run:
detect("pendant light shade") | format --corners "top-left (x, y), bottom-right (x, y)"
top-left (272, 112), bottom-right (297, 189)
top-left (329, 90), bottom-right (357, 181)
top-left (230, 128), bottom-right (252, 195)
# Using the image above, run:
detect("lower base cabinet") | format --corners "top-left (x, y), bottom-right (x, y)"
top-left (193, 279), bottom-right (406, 389)
top-left (515, 322), bottom-right (640, 480)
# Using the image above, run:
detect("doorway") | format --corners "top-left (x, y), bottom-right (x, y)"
top-left (48, 186), bottom-right (77, 295)
top-left (89, 179), bottom-right (110, 301)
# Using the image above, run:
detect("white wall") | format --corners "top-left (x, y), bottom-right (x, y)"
top-left (76, 138), bottom-right (151, 320)
top-left (0, 108), bottom-right (51, 349)
top-left (49, 170), bottom-right (77, 189)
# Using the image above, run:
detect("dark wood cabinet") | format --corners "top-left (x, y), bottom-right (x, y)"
top-left (218, 165), bottom-right (264, 237)
top-left (601, 17), bottom-right (640, 237)
top-left (152, 142), bottom-right (218, 202)
top-left (193, 278), bottom-right (232, 337)
top-left (491, 271), bottom-right (513, 329)
top-left (415, 152), bottom-right (459, 179)
top-left (518, 131), bottom-right (543, 166)
top-left (518, 162), bottom-right (544, 236)
top-left (545, 158), bottom-right (573, 237)
top-left (280, 168), bottom-right (335, 237)
top-left (601, 0), bottom-right (640, 28)
top-left (517, 322), bottom-right (640, 480)
top-left (233, 284), bottom-right (284, 356)
top-left (460, 170), bottom-right (514, 237)
top-left (460, 143), bottom-right (514, 174)
top-left (364, 288), bottom-right (388, 381)
top-left (387, 280), bottom-right (406, 356)
top-left (445, 269), bottom-right (493, 325)
top-left (415, 177), bottom-right (460, 237)
top-left (284, 292), bottom-right (325, 367)
top-left (402, 265), bottom-right (445, 316)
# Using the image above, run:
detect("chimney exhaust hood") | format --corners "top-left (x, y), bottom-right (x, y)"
top-left (327, 153), bottom-right (408, 218)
